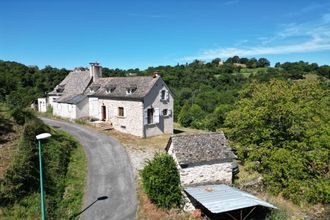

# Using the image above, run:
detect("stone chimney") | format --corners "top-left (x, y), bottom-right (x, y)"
top-left (90, 62), bottom-right (102, 81)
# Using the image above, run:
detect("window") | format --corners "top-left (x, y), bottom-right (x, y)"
top-left (106, 88), bottom-right (115, 94)
top-left (126, 88), bottom-right (136, 95)
top-left (105, 84), bottom-right (116, 94)
top-left (161, 90), bottom-right (166, 100)
top-left (118, 107), bottom-right (124, 117)
top-left (162, 109), bottom-right (168, 116)
top-left (126, 85), bottom-right (137, 95)
top-left (160, 89), bottom-right (169, 101)
top-left (144, 108), bottom-right (160, 125)
top-left (162, 109), bottom-right (172, 117)
top-left (147, 108), bottom-right (154, 124)
top-left (90, 84), bottom-right (100, 93)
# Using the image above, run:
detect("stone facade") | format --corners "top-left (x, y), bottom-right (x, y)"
top-left (143, 78), bottom-right (173, 137)
top-left (97, 99), bottom-right (144, 137)
top-left (48, 95), bottom-right (60, 108)
top-left (53, 97), bottom-right (89, 120)
top-left (168, 142), bottom-right (233, 186)
top-left (89, 76), bottom-right (174, 138)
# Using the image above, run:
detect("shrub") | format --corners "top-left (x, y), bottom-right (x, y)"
top-left (140, 153), bottom-right (182, 209)
top-left (0, 116), bottom-right (78, 218)
top-left (10, 108), bottom-right (34, 125)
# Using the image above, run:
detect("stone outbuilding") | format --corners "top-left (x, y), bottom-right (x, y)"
top-left (165, 132), bottom-right (236, 186)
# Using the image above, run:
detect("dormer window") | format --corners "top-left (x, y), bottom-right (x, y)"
top-left (105, 84), bottom-right (116, 94)
top-left (90, 84), bottom-right (100, 93)
top-left (126, 84), bottom-right (137, 95)
top-left (56, 85), bottom-right (65, 93)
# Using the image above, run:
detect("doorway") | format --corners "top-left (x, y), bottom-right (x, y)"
top-left (101, 105), bottom-right (106, 121)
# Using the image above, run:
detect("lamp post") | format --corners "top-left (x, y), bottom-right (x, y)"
top-left (36, 133), bottom-right (51, 220)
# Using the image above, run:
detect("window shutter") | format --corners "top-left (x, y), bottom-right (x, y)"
top-left (154, 108), bottom-right (160, 124)
top-left (165, 90), bottom-right (169, 101)
top-left (108, 108), bottom-right (111, 119)
top-left (168, 109), bottom-right (172, 116)
top-left (144, 109), bottom-right (148, 125)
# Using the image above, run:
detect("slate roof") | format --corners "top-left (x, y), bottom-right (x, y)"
top-left (85, 76), bottom-right (160, 100)
top-left (166, 132), bottom-right (236, 165)
top-left (49, 70), bottom-right (92, 103)
top-left (56, 95), bottom-right (87, 104)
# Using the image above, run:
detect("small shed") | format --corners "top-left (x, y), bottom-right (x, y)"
top-left (185, 184), bottom-right (277, 220)
top-left (166, 132), bottom-right (237, 186)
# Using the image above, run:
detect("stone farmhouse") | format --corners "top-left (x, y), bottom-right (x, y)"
top-left (86, 74), bottom-right (174, 137)
top-left (165, 132), bottom-right (237, 186)
top-left (37, 63), bottom-right (174, 137)
top-left (50, 66), bottom-right (92, 119)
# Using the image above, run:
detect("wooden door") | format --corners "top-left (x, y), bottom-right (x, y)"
top-left (101, 105), bottom-right (106, 121)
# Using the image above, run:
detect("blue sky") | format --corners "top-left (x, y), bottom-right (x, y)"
top-left (1, 0), bottom-right (330, 69)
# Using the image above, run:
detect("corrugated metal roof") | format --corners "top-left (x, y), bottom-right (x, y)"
top-left (184, 184), bottom-right (277, 214)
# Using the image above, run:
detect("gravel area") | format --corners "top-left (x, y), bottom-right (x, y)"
top-left (125, 146), bottom-right (162, 177)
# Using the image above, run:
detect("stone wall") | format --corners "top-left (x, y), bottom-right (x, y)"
top-left (168, 143), bottom-right (233, 186)
top-left (144, 77), bottom-right (174, 137)
top-left (76, 97), bottom-right (89, 118)
top-left (48, 95), bottom-right (60, 108)
top-left (53, 102), bottom-right (77, 119)
top-left (97, 99), bottom-right (144, 137)
top-left (179, 162), bottom-right (232, 186)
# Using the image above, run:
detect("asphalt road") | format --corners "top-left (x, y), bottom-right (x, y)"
top-left (40, 117), bottom-right (137, 220)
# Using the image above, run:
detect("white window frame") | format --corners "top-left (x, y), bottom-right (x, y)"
top-left (144, 107), bottom-right (159, 125)
top-left (160, 89), bottom-right (169, 101)
top-left (162, 109), bottom-right (172, 117)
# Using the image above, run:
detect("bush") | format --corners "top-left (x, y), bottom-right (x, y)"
top-left (0, 117), bottom-right (49, 203)
top-left (266, 208), bottom-right (288, 220)
top-left (140, 153), bottom-right (182, 209)
top-left (0, 116), bottom-right (79, 219)
top-left (10, 108), bottom-right (34, 125)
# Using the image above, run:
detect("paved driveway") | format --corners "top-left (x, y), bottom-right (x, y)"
top-left (40, 117), bottom-right (137, 220)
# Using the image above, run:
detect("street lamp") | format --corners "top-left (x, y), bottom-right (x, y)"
top-left (36, 133), bottom-right (51, 220)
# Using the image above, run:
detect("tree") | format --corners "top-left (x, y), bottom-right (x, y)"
top-left (224, 79), bottom-right (330, 204)
top-left (247, 58), bottom-right (257, 68)
top-left (257, 58), bottom-right (270, 67)
top-left (211, 58), bottom-right (222, 67)
top-left (178, 103), bottom-right (206, 128)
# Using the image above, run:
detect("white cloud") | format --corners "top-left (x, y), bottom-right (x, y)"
top-left (182, 13), bottom-right (330, 61)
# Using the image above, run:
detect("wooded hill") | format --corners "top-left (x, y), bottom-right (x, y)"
top-left (0, 57), bottom-right (329, 205)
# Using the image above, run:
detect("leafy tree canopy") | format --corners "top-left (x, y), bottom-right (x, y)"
top-left (224, 79), bottom-right (330, 204)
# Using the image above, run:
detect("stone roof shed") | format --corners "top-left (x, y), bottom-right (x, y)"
top-left (166, 132), bottom-right (236, 186)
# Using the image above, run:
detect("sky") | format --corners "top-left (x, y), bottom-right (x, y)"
top-left (0, 0), bottom-right (330, 70)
